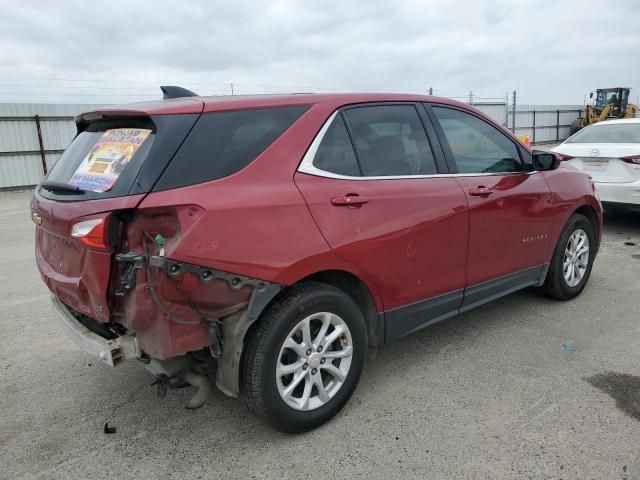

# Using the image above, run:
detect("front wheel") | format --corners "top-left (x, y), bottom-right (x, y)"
top-left (543, 213), bottom-right (596, 300)
top-left (240, 282), bottom-right (367, 432)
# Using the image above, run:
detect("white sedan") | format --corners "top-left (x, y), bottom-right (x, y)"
top-left (552, 118), bottom-right (640, 207)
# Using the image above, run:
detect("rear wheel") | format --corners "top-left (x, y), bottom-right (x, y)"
top-left (240, 282), bottom-right (367, 432)
top-left (543, 213), bottom-right (595, 300)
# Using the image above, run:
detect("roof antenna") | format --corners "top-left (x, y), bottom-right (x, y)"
top-left (160, 86), bottom-right (198, 99)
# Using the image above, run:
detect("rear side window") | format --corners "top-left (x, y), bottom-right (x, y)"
top-left (155, 106), bottom-right (307, 190)
top-left (432, 106), bottom-right (521, 174)
top-left (313, 115), bottom-right (361, 176)
top-left (342, 105), bottom-right (437, 176)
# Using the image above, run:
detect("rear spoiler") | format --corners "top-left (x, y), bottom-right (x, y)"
top-left (74, 86), bottom-right (203, 124)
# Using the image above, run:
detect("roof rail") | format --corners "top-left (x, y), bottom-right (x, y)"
top-left (160, 86), bottom-right (199, 99)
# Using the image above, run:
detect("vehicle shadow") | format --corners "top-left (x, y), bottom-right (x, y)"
top-left (602, 206), bottom-right (640, 237)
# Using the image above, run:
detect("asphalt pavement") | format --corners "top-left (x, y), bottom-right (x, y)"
top-left (1, 189), bottom-right (639, 479)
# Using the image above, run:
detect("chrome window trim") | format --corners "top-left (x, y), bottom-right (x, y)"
top-left (297, 110), bottom-right (540, 181)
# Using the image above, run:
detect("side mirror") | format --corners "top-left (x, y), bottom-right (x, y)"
top-left (589, 92), bottom-right (594, 99)
top-left (532, 150), bottom-right (561, 171)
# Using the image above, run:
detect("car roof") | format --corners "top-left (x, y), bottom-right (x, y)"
top-left (589, 118), bottom-right (640, 126)
top-left (198, 93), bottom-right (466, 112)
top-left (77, 92), bottom-right (469, 119)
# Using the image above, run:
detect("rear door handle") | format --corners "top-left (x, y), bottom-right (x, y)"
top-left (468, 186), bottom-right (493, 197)
top-left (331, 194), bottom-right (369, 206)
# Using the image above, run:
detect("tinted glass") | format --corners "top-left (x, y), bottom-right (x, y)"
top-left (342, 105), bottom-right (437, 176)
top-left (156, 106), bottom-right (307, 190)
top-left (433, 107), bottom-right (521, 174)
top-left (566, 123), bottom-right (640, 144)
top-left (42, 118), bottom-right (156, 199)
top-left (313, 115), bottom-right (360, 176)
top-left (596, 89), bottom-right (620, 107)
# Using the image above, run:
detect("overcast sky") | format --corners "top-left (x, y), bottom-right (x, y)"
top-left (0, 0), bottom-right (638, 105)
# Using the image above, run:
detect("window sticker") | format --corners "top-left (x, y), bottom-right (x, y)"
top-left (68, 128), bottom-right (151, 192)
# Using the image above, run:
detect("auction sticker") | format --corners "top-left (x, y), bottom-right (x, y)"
top-left (68, 128), bottom-right (151, 192)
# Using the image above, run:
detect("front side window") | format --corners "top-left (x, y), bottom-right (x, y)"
top-left (432, 106), bottom-right (521, 174)
top-left (342, 105), bottom-right (437, 176)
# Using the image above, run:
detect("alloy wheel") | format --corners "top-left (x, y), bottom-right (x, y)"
top-left (563, 228), bottom-right (590, 287)
top-left (276, 312), bottom-right (353, 411)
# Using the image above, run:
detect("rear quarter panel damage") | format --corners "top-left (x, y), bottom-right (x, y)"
top-left (111, 206), bottom-right (254, 358)
top-left (115, 102), bottom-right (384, 358)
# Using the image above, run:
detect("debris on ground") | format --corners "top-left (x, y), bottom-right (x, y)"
top-left (103, 422), bottom-right (117, 434)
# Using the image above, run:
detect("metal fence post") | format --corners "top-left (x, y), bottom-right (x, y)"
top-left (511, 90), bottom-right (517, 132)
top-left (34, 115), bottom-right (47, 175)
top-left (504, 93), bottom-right (509, 127)
top-left (556, 110), bottom-right (560, 141)
top-left (532, 110), bottom-right (536, 143)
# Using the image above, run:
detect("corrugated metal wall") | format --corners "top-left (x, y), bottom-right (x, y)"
top-left (470, 102), bottom-right (509, 127)
top-left (0, 103), bottom-right (103, 189)
top-left (0, 100), bottom-right (584, 189)
top-left (452, 100), bottom-right (581, 142)
top-left (512, 104), bottom-right (582, 143)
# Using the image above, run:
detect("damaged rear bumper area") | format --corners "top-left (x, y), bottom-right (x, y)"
top-left (51, 256), bottom-right (282, 406)
top-left (51, 296), bottom-right (140, 367)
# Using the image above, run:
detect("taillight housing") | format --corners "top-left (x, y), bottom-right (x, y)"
top-left (621, 155), bottom-right (640, 165)
top-left (555, 153), bottom-right (574, 161)
top-left (71, 215), bottom-right (111, 250)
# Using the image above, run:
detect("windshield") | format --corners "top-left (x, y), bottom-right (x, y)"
top-left (595, 89), bottom-right (620, 107)
top-left (566, 123), bottom-right (640, 144)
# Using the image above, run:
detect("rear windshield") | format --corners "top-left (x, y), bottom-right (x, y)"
top-left (154, 105), bottom-right (308, 190)
top-left (44, 118), bottom-right (155, 197)
top-left (567, 123), bottom-right (640, 144)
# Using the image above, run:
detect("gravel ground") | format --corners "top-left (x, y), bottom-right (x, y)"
top-left (1, 189), bottom-right (639, 480)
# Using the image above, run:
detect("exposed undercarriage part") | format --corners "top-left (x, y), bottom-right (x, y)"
top-left (143, 256), bottom-right (282, 398)
top-left (144, 356), bottom-right (213, 409)
top-left (112, 231), bottom-right (282, 406)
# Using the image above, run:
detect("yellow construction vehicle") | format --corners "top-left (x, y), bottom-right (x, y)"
top-left (570, 87), bottom-right (638, 135)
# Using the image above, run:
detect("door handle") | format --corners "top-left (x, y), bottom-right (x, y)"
top-left (331, 194), bottom-right (369, 207)
top-left (468, 186), bottom-right (494, 197)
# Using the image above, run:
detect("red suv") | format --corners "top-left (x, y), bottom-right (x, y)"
top-left (32, 91), bottom-right (602, 432)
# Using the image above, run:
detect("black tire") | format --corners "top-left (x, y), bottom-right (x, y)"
top-left (239, 281), bottom-right (367, 433)
top-left (543, 213), bottom-right (596, 300)
top-left (569, 119), bottom-right (583, 136)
